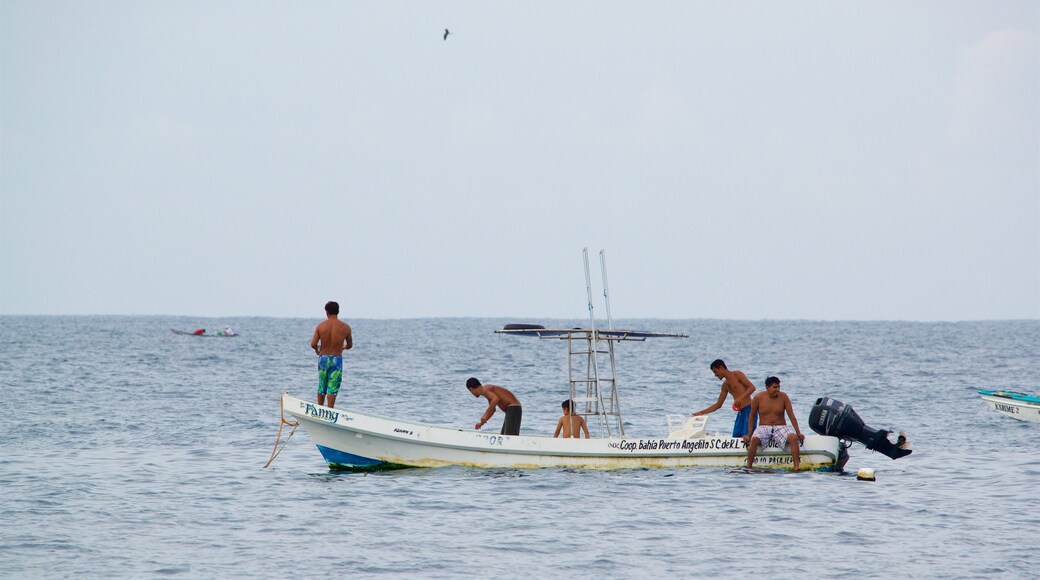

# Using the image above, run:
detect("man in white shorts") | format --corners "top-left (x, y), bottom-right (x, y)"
top-left (745, 376), bottom-right (805, 470)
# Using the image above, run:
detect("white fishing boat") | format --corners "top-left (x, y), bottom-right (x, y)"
top-left (273, 249), bottom-right (909, 473)
top-left (279, 391), bottom-right (843, 471)
top-left (978, 390), bottom-right (1040, 423)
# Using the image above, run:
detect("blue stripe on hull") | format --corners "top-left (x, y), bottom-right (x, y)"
top-left (316, 445), bottom-right (385, 468)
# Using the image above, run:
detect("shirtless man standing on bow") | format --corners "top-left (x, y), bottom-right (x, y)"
top-left (310, 301), bottom-right (353, 409)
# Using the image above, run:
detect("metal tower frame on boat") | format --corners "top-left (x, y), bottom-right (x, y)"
top-left (496, 248), bottom-right (686, 437)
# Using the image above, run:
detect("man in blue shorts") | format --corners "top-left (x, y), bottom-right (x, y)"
top-left (691, 359), bottom-right (758, 437)
top-left (310, 301), bottom-right (353, 409)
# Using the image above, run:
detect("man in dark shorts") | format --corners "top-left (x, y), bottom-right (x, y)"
top-left (310, 301), bottom-right (353, 409)
top-left (466, 377), bottom-right (522, 436)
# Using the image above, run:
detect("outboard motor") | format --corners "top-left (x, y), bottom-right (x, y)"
top-left (810, 397), bottom-right (912, 460)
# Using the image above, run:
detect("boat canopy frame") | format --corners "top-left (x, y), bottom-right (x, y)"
top-left (495, 249), bottom-right (687, 437)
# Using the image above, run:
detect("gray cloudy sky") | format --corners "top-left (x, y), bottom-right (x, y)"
top-left (2, 1), bottom-right (1037, 321)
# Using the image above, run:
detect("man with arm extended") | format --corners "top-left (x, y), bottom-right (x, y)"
top-left (310, 300), bottom-right (353, 409)
top-left (745, 376), bottom-right (805, 471)
top-left (691, 359), bottom-right (757, 437)
top-left (465, 377), bottom-right (522, 435)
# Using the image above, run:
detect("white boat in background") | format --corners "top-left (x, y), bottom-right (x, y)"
top-left (978, 390), bottom-right (1040, 423)
top-left (274, 249), bottom-right (911, 473)
top-left (171, 328), bottom-right (237, 337)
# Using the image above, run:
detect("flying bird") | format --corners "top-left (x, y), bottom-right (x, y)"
top-left (443, 28), bottom-right (450, 41)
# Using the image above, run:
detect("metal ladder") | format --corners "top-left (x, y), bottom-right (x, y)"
top-left (567, 248), bottom-right (625, 437)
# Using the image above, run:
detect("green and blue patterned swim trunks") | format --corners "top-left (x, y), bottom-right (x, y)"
top-left (317, 355), bottom-right (343, 396)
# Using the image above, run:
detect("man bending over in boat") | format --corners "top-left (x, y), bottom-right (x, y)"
top-left (466, 378), bottom-right (522, 436)
top-left (554, 399), bottom-right (590, 438)
top-left (311, 301), bottom-right (353, 409)
top-left (691, 359), bottom-right (757, 437)
top-left (745, 376), bottom-right (805, 471)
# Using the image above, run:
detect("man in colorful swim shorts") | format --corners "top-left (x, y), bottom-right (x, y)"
top-left (745, 376), bottom-right (805, 471)
top-left (310, 301), bottom-right (353, 409)
top-left (691, 359), bottom-right (757, 437)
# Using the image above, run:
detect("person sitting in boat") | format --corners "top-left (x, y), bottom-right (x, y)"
top-left (466, 378), bottom-right (522, 436)
top-left (554, 399), bottom-right (589, 439)
top-left (192, 328), bottom-right (205, 336)
top-left (221, 326), bottom-right (235, 336)
top-left (745, 376), bottom-right (805, 471)
top-left (690, 359), bottom-right (757, 437)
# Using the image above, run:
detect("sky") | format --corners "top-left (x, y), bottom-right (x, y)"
top-left (1, 1), bottom-right (1038, 321)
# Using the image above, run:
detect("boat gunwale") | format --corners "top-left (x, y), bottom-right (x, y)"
top-left (978, 390), bottom-right (1040, 406)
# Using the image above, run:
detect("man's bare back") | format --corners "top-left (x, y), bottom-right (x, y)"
top-left (466, 379), bottom-right (522, 432)
top-left (312, 317), bottom-right (352, 355)
top-left (478, 385), bottom-right (521, 411)
top-left (555, 415), bottom-right (589, 438)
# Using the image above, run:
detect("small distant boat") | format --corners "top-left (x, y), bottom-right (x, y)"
top-left (171, 328), bottom-right (237, 338)
top-left (978, 390), bottom-right (1040, 423)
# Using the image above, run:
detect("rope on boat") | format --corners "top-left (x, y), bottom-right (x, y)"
top-left (263, 392), bottom-right (300, 469)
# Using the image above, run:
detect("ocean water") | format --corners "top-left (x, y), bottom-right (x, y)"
top-left (1, 316), bottom-right (1038, 578)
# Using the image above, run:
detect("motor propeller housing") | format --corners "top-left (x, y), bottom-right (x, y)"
top-left (810, 397), bottom-right (912, 460)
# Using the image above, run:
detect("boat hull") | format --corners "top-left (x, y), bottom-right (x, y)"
top-left (978, 390), bottom-right (1040, 423)
top-left (281, 394), bottom-right (843, 472)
